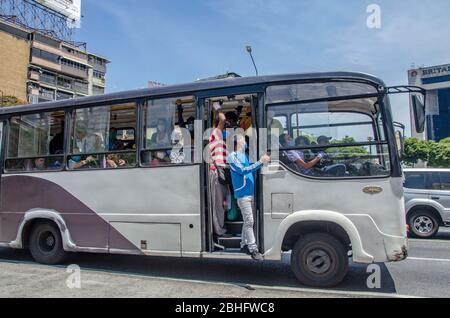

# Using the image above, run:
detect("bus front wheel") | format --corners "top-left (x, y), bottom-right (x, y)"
top-left (29, 221), bottom-right (68, 265)
top-left (291, 233), bottom-right (349, 288)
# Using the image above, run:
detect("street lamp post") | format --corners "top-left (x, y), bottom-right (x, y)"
top-left (246, 45), bottom-right (259, 76)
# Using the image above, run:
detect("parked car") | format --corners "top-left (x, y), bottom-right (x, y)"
top-left (404, 169), bottom-right (450, 239)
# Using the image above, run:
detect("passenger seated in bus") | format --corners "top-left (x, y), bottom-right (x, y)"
top-left (106, 154), bottom-right (126, 168)
top-left (33, 158), bottom-right (47, 171)
top-left (150, 118), bottom-right (171, 149)
top-left (295, 136), bottom-right (314, 160)
top-left (176, 99), bottom-right (195, 142)
top-left (151, 151), bottom-right (170, 166)
top-left (49, 129), bottom-right (64, 155)
top-left (279, 134), bottom-right (325, 175)
top-left (315, 136), bottom-right (346, 177)
top-left (108, 128), bottom-right (122, 151)
top-left (169, 130), bottom-right (186, 164)
top-left (68, 148), bottom-right (96, 170)
top-left (81, 132), bottom-right (105, 154)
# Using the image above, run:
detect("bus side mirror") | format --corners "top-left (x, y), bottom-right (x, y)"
top-left (411, 93), bottom-right (426, 134)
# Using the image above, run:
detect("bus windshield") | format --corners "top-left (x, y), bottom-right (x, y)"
top-left (266, 82), bottom-right (390, 178)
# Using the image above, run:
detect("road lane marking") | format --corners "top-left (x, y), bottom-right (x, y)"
top-left (409, 239), bottom-right (450, 244)
top-left (407, 257), bottom-right (450, 263)
top-left (246, 284), bottom-right (422, 298)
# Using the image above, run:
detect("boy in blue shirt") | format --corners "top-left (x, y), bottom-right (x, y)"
top-left (228, 134), bottom-right (270, 261)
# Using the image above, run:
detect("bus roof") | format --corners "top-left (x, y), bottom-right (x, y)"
top-left (0, 71), bottom-right (385, 117)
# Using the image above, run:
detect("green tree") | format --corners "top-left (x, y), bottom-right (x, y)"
top-left (428, 140), bottom-right (450, 168)
top-left (402, 137), bottom-right (450, 168)
top-left (440, 137), bottom-right (450, 145)
top-left (328, 136), bottom-right (369, 158)
top-left (402, 138), bottom-right (430, 166)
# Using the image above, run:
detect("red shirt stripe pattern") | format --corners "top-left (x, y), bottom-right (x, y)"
top-left (209, 128), bottom-right (228, 170)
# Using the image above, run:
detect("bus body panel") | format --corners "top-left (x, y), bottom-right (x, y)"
top-left (0, 165), bottom-right (202, 256)
top-left (263, 168), bottom-right (407, 263)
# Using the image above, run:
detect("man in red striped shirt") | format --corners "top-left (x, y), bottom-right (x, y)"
top-left (209, 112), bottom-right (231, 237)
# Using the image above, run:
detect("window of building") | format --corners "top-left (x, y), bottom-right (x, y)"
top-left (39, 87), bottom-right (55, 101)
top-left (57, 77), bottom-right (72, 89)
top-left (31, 47), bottom-right (60, 64)
top-left (41, 71), bottom-right (57, 85)
top-left (68, 103), bottom-right (137, 170)
top-left (267, 87), bottom-right (390, 178)
top-left (93, 85), bottom-right (105, 95)
top-left (93, 70), bottom-right (105, 79)
top-left (74, 80), bottom-right (89, 94)
top-left (141, 97), bottom-right (196, 167)
top-left (61, 58), bottom-right (87, 72)
top-left (56, 91), bottom-right (73, 100)
top-left (5, 111), bottom-right (65, 173)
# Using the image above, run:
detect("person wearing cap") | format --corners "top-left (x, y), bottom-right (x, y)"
top-left (315, 136), bottom-right (346, 177)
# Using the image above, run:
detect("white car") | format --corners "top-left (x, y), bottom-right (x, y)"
top-left (404, 168), bottom-right (450, 238)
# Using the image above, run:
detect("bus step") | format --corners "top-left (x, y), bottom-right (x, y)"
top-left (217, 236), bottom-right (242, 249)
top-left (225, 221), bottom-right (243, 235)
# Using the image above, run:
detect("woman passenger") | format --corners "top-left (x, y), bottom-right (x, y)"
top-left (151, 118), bottom-right (171, 149)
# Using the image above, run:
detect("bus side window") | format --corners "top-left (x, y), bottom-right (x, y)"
top-left (4, 111), bottom-right (65, 173)
top-left (68, 102), bottom-right (137, 170)
top-left (266, 83), bottom-right (391, 179)
top-left (141, 96), bottom-right (196, 167)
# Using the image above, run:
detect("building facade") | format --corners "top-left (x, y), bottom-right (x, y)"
top-left (0, 19), bottom-right (109, 105)
top-left (408, 63), bottom-right (450, 142)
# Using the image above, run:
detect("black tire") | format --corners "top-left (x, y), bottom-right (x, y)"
top-left (29, 221), bottom-right (67, 265)
top-left (291, 233), bottom-right (349, 288)
top-left (408, 210), bottom-right (439, 239)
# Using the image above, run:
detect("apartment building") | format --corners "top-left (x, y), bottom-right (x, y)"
top-left (0, 19), bottom-right (109, 104)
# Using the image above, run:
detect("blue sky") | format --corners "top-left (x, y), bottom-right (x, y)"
top-left (74, 0), bottom-right (450, 135)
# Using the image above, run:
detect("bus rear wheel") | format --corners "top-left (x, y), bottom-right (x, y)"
top-left (29, 221), bottom-right (67, 265)
top-left (291, 233), bottom-right (349, 288)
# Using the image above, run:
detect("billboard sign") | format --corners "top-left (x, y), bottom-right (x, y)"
top-left (35, 0), bottom-right (81, 27)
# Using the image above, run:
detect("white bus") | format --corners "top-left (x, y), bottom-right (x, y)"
top-left (0, 73), bottom-right (425, 287)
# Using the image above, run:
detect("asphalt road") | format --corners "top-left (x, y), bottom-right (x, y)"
top-left (0, 228), bottom-right (449, 298)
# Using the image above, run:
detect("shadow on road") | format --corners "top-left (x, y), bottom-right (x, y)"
top-left (410, 228), bottom-right (450, 241)
top-left (434, 228), bottom-right (450, 240)
top-left (0, 247), bottom-right (397, 295)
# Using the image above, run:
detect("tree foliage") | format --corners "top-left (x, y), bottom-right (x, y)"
top-left (403, 137), bottom-right (450, 168)
top-left (328, 136), bottom-right (369, 158)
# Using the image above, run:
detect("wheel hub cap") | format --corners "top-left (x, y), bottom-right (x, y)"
top-left (38, 231), bottom-right (56, 253)
top-left (414, 216), bottom-right (433, 234)
top-left (306, 249), bottom-right (331, 274)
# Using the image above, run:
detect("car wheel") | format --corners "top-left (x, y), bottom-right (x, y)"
top-left (29, 221), bottom-right (68, 265)
top-left (291, 233), bottom-right (349, 288)
top-left (408, 210), bottom-right (439, 239)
